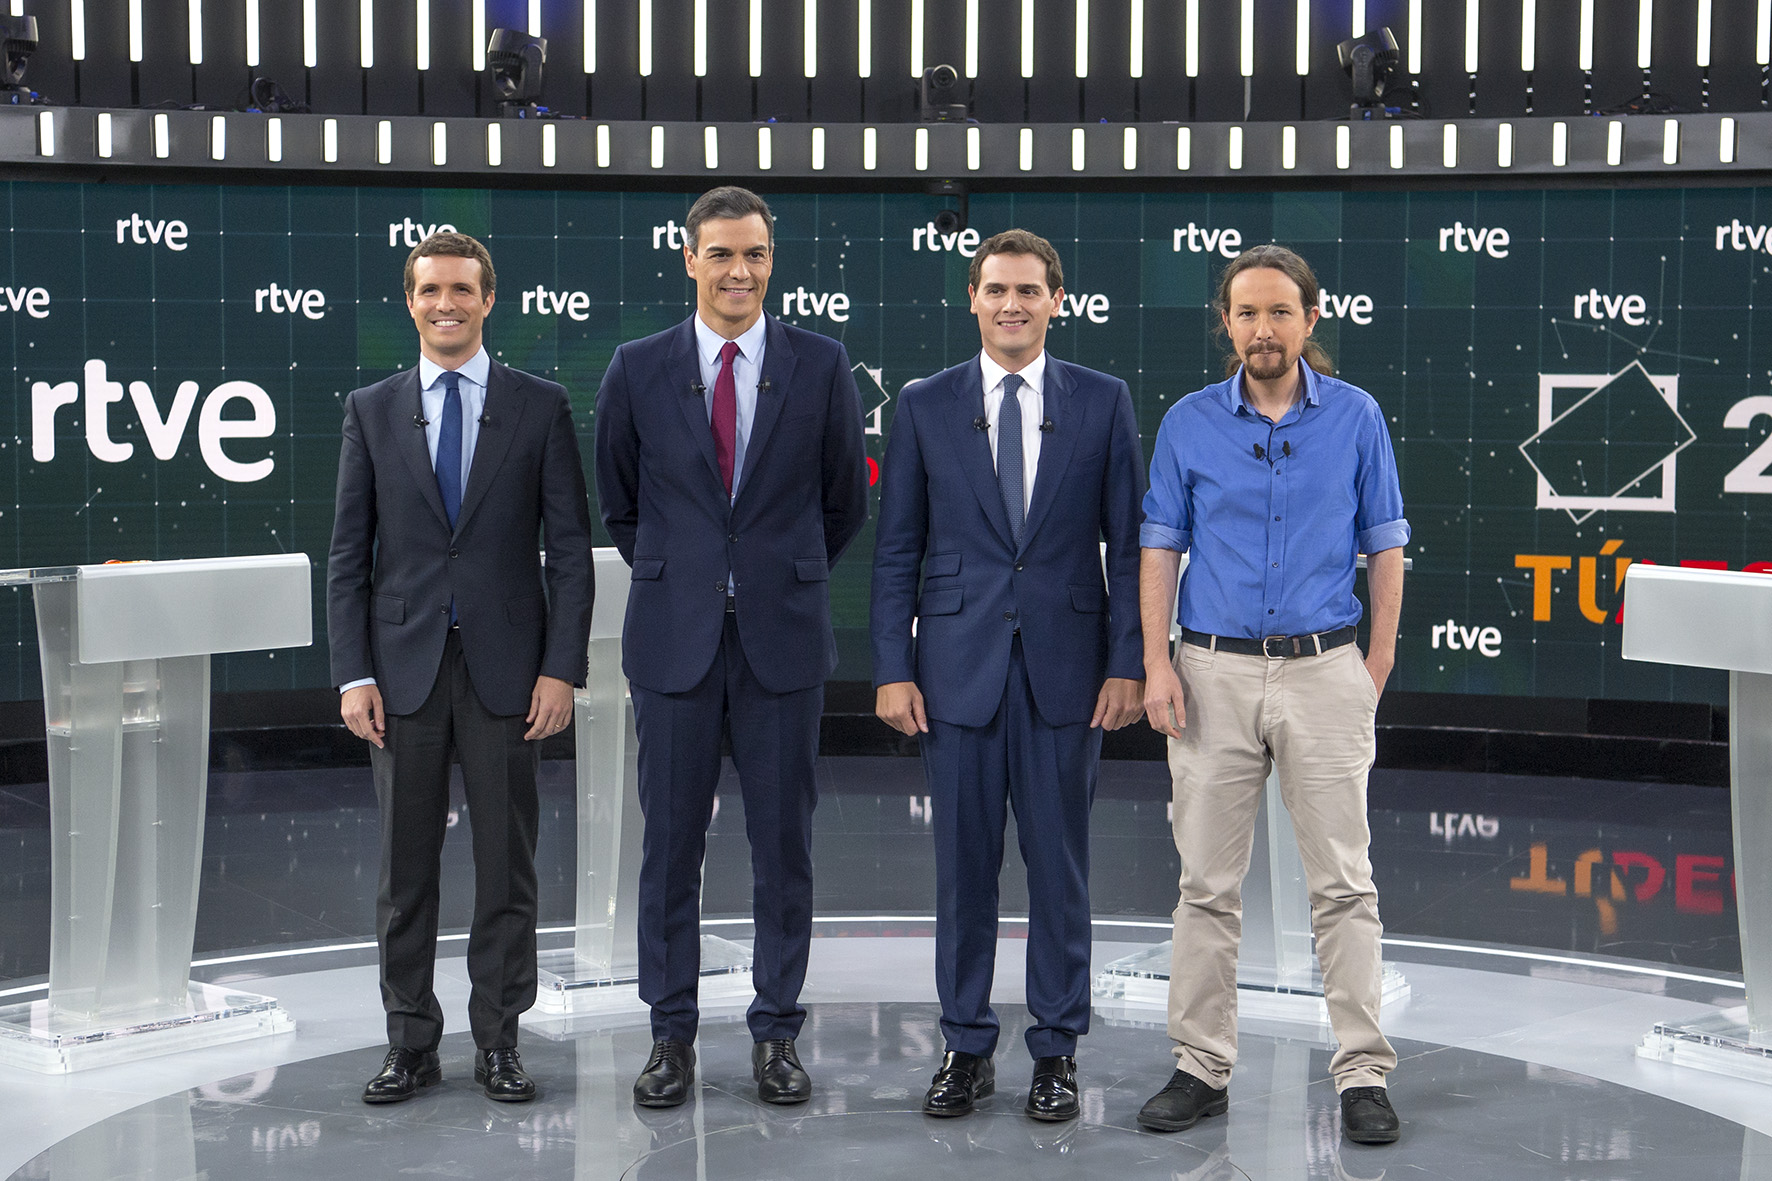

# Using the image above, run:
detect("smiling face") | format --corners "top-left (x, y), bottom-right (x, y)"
top-left (969, 251), bottom-right (1062, 372)
top-left (685, 213), bottom-right (773, 337)
top-left (1221, 265), bottom-right (1319, 384)
top-left (406, 254), bottom-right (494, 367)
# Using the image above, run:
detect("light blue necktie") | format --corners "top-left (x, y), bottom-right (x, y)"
top-left (998, 373), bottom-right (1025, 547)
top-left (436, 370), bottom-right (462, 530)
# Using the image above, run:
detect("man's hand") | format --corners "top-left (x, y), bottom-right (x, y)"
top-left (525, 675), bottom-right (575, 741)
top-left (341, 684), bottom-right (387, 749)
top-left (1091, 677), bottom-right (1145, 730)
top-left (876, 681), bottom-right (928, 736)
top-left (1364, 651), bottom-right (1394, 701)
top-left (1144, 661), bottom-right (1187, 738)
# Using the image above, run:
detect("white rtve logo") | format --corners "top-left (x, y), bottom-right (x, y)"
top-left (30, 360), bottom-right (276, 482)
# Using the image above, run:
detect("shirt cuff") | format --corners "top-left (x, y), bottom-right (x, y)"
top-left (1140, 522), bottom-right (1192, 552)
top-left (1357, 518), bottom-right (1411, 555)
top-left (339, 678), bottom-right (377, 693)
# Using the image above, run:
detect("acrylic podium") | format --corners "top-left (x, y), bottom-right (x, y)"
top-left (1095, 555), bottom-right (1410, 1025)
top-left (533, 548), bottom-right (752, 1019)
top-left (1622, 563), bottom-right (1772, 1082)
top-left (0, 554), bottom-right (312, 1072)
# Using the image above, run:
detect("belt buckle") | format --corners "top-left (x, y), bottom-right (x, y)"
top-left (1262, 634), bottom-right (1292, 659)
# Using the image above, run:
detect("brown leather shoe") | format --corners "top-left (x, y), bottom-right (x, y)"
top-left (362, 1047), bottom-right (441, 1104)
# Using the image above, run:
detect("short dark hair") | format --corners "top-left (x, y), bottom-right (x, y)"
top-left (967, 228), bottom-right (1064, 293)
top-left (1212, 242), bottom-right (1333, 377)
top-left (685, 186), bottom-right (775, 253)
top-left (404, 231), bottom-right (496, 298)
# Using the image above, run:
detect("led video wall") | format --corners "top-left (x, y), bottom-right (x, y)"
top-left (2, 180), bottom-right (1768, 705)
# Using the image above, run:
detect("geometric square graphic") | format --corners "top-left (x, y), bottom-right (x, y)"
top-left (1519, 362), bottom-right (1694, 523)
top-left (853, 360), bottom-right (891, 436)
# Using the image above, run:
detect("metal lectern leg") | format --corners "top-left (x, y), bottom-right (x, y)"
top-left (1733, 669), bottom-right (1772, 1037)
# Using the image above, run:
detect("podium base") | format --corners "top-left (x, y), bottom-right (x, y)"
top-left (531, 934), bottom-right (754, 1018)
top-left (0, 981), bottom-right (292, 1074)
top-left (1637, 1007), bottom-right (1772, 1083)
top-left (1092, 941), bottom-right (1411, 1028)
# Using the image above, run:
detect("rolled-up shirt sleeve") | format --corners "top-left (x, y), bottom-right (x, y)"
top-left (1353, 400), bottom-right (1410, 555)
top-left (1140, 412), bottom-right (1193, 553)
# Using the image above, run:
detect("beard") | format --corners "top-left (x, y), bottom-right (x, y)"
top-left (1241, 345), bottom-right (1293, 381)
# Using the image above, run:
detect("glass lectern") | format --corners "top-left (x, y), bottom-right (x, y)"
top-left (0, 555), bottom-right (312, 1072)
top-left (1622, 563), bottom-right (1772, 1083)
top-left (533, 548), bottom-right (752, 1021)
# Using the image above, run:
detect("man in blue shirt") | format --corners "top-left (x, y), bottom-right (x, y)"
top-left (1135, 244), bottom-right (1408, 1145)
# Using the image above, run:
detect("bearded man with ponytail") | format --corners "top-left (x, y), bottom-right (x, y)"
top-left (1134, 244), bottom-right (1410, 1145)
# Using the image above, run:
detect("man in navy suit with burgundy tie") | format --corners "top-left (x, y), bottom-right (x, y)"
top-left (595, 186), bottom-right (869, 1108)
top-left (329, 232), bottom-right (596, 1105)
top-left (871, 229), bottom-right (1145, 1122)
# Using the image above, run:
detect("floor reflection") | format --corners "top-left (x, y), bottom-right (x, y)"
top-left (9, 1000), bottom-right (1761, 1181)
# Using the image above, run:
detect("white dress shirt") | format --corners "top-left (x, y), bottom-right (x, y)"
top-left (979, 349), bottom-right (1046, 516)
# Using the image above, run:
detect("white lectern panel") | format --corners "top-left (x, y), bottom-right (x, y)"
top-left (1620, 565), bottom-right (1772, 675)
top-left (75, 554), bottom-right (312, 664)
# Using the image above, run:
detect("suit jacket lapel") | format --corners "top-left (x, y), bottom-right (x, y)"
top-left (391, 368), bottom-right (452, 532)
top-left (669, 317), bottom-right (725, 490)
top-left (949, 357), bottom-right (1015, 551)
top-left (454, 361), bottom-right (526, 535)
top-left (1021, 357), bottom-right (1081, 544)
top-left (735, 316), bottom-right (797, 508)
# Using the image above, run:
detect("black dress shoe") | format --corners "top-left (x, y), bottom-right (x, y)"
top-left (1025, 1056), bottom-right (1080, 1122)
top-left (1136, 1069), bottom-right (1228, 1132)
top-left (633, 1039), bottom-right (696, 1108)
top-left (475, 1047), bottom-right (536, 1102)
top-left (1340, 1085), bottom-right (1400, 1144)
top-left (752, 1038), bottom-right (813, 1104)
top-left (922, 1050), bottom-right (995, 1118)
top-left (362, 1047), bottom-right (441, 1104)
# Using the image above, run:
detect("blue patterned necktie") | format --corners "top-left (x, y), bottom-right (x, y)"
top-left (998, 373), bottom-right (1026, 547)
top-left (436, 370), bottom-right (462, 530)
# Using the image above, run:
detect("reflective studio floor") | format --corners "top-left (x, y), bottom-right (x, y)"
top-left (1, 756), bottom-right (1767, 1179)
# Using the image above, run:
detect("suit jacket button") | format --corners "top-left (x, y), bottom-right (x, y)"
top-left (1003, 611), bottom-right (1015, 621)
top-left (1014, 563), bottom-right (1024, 572)
top-left (728, 533), bottom-right (737, 543)
top-left (449, 548), bottom-right (460, 558)
top-left (716, 582), bottom-right (726, 593)
top-left (439, 605), bottom-right (448, 614)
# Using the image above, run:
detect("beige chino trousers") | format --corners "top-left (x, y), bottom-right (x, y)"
top-left (1165, 639), bottom-right (1397, 1092)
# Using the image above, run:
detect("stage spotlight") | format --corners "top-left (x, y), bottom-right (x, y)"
top-left (487, 28), bottom-right (547, 116)
top-left (0, 16), bottom-right (42, 103)
top-left (919, 63), bottom-right (969, 123)
top-left (1337, 27), bottom-right (1400, 119)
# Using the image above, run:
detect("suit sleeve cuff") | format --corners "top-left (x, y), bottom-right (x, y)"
top-left (1357, 518), bottom-right (1411, 554)
top-left (339, 678), bottom-right (376, 693)
top-left (1140, 522), bottom-right (1191, 551)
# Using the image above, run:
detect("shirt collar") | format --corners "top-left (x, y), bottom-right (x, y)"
top-left (418, 347), bottom-right (491, 391)
top-left (979, 349), bottom-right (1047, 398)
top-left (695, 313), bottom-right (768, 368)
top-left (1226, 357), bottom-right (1318, 416)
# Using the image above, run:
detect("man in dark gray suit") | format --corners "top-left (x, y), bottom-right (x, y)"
top-left (328, 231), bottom-right (595, 1106)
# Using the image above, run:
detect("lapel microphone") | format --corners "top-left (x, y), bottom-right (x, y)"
top-left (1281, 441), bottom-right (1293, 458)
top-left (759, 377), bottom-right (774, 394)
top-left (973, 416), bottom-right (989, 431)
top-left (479, 413), bottom-right (493, 426)
top-left (1039, 418), bottom-right (1055, 433)
top-left (413, 414), bottom-right (428, 428)
top-left (690, 381), bottom-right (706, 395)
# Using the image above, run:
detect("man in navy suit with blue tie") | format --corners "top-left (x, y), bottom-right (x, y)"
top-left (872, 229), bottom-right (1146, 1121)
top-left (595, 187), bottom-right (869, 1108)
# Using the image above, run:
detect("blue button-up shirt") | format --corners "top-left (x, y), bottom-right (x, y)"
top-left (1141, 361), bottom-right (1409, 639)
top-left (417, 346), bottom-right (490, 492)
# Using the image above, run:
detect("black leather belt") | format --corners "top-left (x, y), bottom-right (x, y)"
top-left (1181, 625), bottom-right (1357, 659)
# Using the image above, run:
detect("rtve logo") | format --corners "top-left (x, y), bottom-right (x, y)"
top-left (1715, 219), bottom-right (1772, 253)
top-left (1172, 223), bottom-right (1243, 258)
top-left (387, 218), bottom-right (457, 247)
top-left (115, 213), bottom-right (188, 251)
top-left (911, 223), bottom-right (981, 256)
top-left (0, 285), bottom-right (50, 318)
top-left (255, 283), bottom-right (327, 320)
top-left (1572, 288), bottom-right (1648, 325)
top-left (30, 360), bottom-right (277, 482)
top-left (521, 285), bottom-right (593, 320)
top-left (1316, 290), bottom-right (1374, 325)
top-left (1438, 221), bottom-right (1511, 258)
top-left (779, 286), bottom-right (851, 321)
top-left (652, 220), bottom-right (690, 250)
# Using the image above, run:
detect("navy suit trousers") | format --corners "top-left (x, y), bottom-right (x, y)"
top-left (631, 610), bottom-right (822, 1044)
top-left (922, 634), bottom-right (1100, 1060)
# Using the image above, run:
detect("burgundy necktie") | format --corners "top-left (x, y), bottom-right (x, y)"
top-left (712, 340), bottom-right (740, 494)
